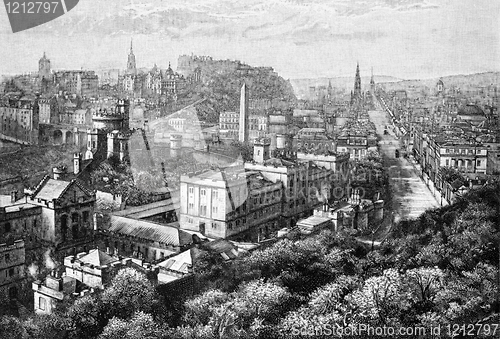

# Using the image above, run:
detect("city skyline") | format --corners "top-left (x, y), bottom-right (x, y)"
top-left (0, 0), bottom-right (498, 80)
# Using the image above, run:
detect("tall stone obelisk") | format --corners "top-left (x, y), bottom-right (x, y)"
top-left (238, 83), bottom-right (249, 143)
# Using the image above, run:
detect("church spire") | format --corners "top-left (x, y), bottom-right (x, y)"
top-left (354, 62), bottom-right (362, 98)
top-left (126, 39), bottom-right (137, 75)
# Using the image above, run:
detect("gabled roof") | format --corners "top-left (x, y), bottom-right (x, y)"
top-left (157, 249), bottom-right (192, 273)
top-left (201, 238), bottom-right (239, 260)
top-left (33, 178), bottom-right (94, 202)
top-left (108, 216), bottom-right (191, 247)
top-left (77, 249), bottom-right (118, 267)
top-left (34, 179), bottom-right (72, 201)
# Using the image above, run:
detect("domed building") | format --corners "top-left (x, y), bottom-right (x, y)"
top-left (38, 52), bottom-right (51, 80)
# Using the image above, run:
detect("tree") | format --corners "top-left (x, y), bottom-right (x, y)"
top-left (183, 290), bottom-right (229, 327)
top-left (101, 268), bottom-right (156, 320)
top-left (346, 269), bottom-right (410, 326)
top-left (228, 279), bottom-right (291, 327)
top-left (98, 312), bottom-right (164, 339)
top-left (23, 313), bottom-right (71, 339)
top-left (433, 263), bottom-right (498, 325)
top-left (0, 316), bottom-right (27, 339)
top-left (66, 295), bottom-right (106, 339)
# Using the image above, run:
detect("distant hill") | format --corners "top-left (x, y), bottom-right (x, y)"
top-left (377, 72), bottom-right (500, 93)
top-left (290, 75), bottom-right (401, 99)
top-left (291, 72), bottom-right (500, 99)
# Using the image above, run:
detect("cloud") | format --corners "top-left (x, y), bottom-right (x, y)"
top-left (19, 0), bottom-right (439, 40)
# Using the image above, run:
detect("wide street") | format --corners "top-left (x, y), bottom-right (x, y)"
top-left (368, 100), bottom-right (440, 225)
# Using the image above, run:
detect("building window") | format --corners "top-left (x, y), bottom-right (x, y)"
top-left (212, 206), bottom-right (218, 214)
top-left (9, 268), bottom-right (14, 277)
top-left (82, 211), bottom-right (89, 223)
top-left (4, 222), bottom-right (11, 233)
top-left (201, 189), bottom-right (206, 196)
top-left (212, 191), bottom-right (218, 199)
top-left (188, 203), bottom-right (194, 211)
top-left (39, 297), bottom-right (46, 311)
top-left (188, 187), bottom-right (194, 194)
top-left (71, 213), bottom-right (80, 239)
top-left (60, 215), bottom-right (68, 242)
top-left (477, 160), bottom-right (481, 167)
top-left (200, 205), bottom-right (207, 216)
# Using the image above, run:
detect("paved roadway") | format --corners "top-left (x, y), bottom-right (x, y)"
top-left (368, 101), bottom-right (439, 224)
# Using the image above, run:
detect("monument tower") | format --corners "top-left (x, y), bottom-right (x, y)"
top-left (238, 83), bottom-right (249, 143)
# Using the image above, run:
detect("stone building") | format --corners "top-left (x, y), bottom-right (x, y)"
top-left (54, 71), bottom-right (98, 98)
top-left (293, 128), bottom-right (336, 153)
top-left (0, 96), bottom-right (40, 145)
top-left (86, 99), bottom-right (131, 163)
top-left (33, 249), bottom-right (158, 314)
top-left (99, 216), bottom-right (192, 262)
top-left (219, 111), bottom-right (239, 139)
top-left (0, 192), bottom-right (43, 251)
top-left (0, 240), bottom-right (25, 302)
top-left (26, 175), bottom-right (96, 258)
top-left (245, 138), bottom-right (340, 228)
top-left (336, 120), bottom-right (378, 160)
top-left (179, 163), bottom-right (283, 241)
top-left (179, 137), bottom-right (347, 241)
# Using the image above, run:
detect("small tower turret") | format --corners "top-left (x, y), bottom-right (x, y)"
top-left (73, 153), bottom-right (82, 175)
top-left (253, 138), bottom-right (271, 164)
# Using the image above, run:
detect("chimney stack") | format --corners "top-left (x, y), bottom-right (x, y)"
top-left (53, 166), bottom-right (67, 180)
top-left (73, 153), bottom-right (82, 175)
top-left (10, 190), bottom-right (18, 203)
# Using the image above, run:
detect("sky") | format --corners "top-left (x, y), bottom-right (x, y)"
top-left (0, 0), bottom-right (498, 80)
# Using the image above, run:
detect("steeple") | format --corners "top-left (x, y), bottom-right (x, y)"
top-left (353, 62), bottom-right (362, 98)
top-left (126, 39), bottom-right (137, 75)
top-left (370, 67), bottom-right (375, 92)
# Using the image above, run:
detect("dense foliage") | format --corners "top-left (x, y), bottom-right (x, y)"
top-left (1, 183), bottom-right (498, 338)
top-left (176, 64), bottom-right (296, 123)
